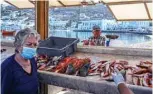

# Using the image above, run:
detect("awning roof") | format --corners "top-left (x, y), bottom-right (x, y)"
top-left (49, 0), bottom-right (99, 7)
top-left (5, 0), bottom-right (99, 8)
top-left (5, 0), bottom-right (35, 9)
top-left (102, 0), bottom-right (152, 21)
top-left (108, 3), bottom-right (149, 21)
top-left (4, 0), bottom-right (153, 21)
top-left (102, 0), bottom-right (145, 3)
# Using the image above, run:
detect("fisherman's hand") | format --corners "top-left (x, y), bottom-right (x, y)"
top-left (112, 68), bottom-right (125, 86)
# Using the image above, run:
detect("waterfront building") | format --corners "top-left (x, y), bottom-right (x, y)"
top-left (49, 20), bottom-right (68, 30)
top-left (77, 20), bottom-right (117, 30)
top-left (76, 20), bottom-right (151, 31)
top-left (77, 20), bottom-right (103, 30)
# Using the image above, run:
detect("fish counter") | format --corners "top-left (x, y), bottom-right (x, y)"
top-left (38, 70), bottom-right (152, 94)
top-left (37, 52), bottom-right (152, 94)
top-left (1, 46), bottom-right (152, 94)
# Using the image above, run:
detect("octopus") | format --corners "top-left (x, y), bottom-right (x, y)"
top-left (52, 57), bottom-right (91, 77)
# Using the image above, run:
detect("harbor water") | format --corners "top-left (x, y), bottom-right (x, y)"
top-left (49, 30), bottom-right (152, 45)
top-left (1, 30), bottom-right (152, 47)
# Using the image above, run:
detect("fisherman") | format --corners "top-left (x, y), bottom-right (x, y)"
top-left (88, 25), bottom-right (106, 46)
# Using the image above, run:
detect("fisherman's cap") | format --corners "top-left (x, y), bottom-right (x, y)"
top-left (93, 25), bottom-right (101, 30)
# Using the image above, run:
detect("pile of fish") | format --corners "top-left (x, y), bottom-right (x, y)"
top-left (37, 56), bottom-right (91, 77)
top-left (128, 61), bottom-right (152, 88)
top-left (36, 55), bottom-right (152, 88)
top-left (37, 55), bottom-right (63, 70)
top-left (88, 60), bottom-right (129, 79)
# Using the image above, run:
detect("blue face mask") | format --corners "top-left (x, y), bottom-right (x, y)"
top-left (21, 47), bottom-right (37, 59)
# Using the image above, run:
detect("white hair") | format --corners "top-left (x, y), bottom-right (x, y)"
top-left (14, 28), bottom-right (40, 48)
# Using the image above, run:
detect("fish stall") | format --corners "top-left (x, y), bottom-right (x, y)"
top-left (1, 0), bottom-right (152, 94)
top-left (36, 37), bottom-right (152, 94)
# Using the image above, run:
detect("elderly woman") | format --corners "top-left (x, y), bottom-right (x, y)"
top-left (1, 28), bottom-right (39, 94)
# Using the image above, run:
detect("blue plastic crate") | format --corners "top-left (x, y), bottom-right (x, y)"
top-left (37, 37), bottom-right (79, 57)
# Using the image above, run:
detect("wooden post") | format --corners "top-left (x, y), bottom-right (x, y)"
top-left (36, 1), bottom-right (49, 40)
top-left (39, 82), bottom-right (48, 94)
top-left (35, 2), bottom-right (49, 93)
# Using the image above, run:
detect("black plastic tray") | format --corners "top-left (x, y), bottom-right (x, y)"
top-left (37, 36), bottom-right (79, 57)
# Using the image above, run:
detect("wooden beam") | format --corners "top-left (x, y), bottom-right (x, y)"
top-left (144, 3), bottom-right (152, 20)
top-left (29, 0), bottom-right (35, 4)
top-left (4, 0), bottom-right (20, 9)
top-left (49, 3), bottom-right (95, 8)
top-left (36, 1), bottom-right (49, 40)
top-left (99, 0), bottom-right (106, 4)
top-left (91, 0), bottom-right (95, 5)
top-left (104, 1), bottom-right (152, 5)
top-left (58, 0), bottom-right (66, 7)
top-left (106, 5), bottom-right (118, 21)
